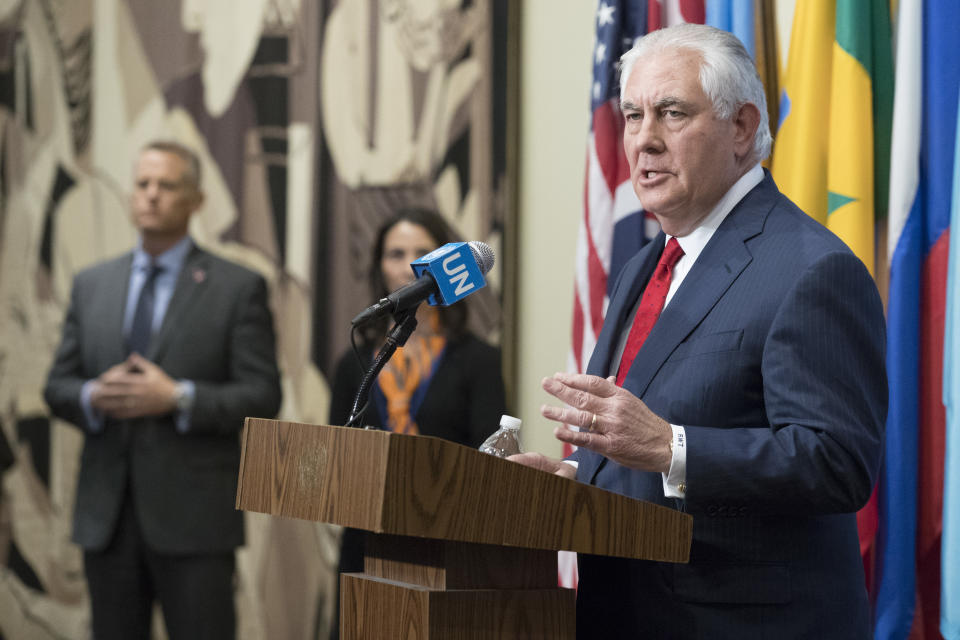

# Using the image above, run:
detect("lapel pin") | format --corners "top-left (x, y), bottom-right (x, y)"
top-left (192, 268), bottom-right (206, 283)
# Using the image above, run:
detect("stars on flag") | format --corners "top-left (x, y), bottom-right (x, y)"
top-left (595, 42), bottom-right (607, 65)
top-left (598, 2), bottom-right (616, 27)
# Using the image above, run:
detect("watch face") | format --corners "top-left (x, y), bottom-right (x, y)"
top-left (175, 384), bottom-right (191, 412)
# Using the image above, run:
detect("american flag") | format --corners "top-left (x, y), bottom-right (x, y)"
top-left (562, 0), bottom-right (705, 589)
top-left (570, 0), bottom-right (707, 380)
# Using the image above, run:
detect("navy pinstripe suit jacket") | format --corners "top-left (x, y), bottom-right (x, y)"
top-left (572, 173), bottom-right (886, 639)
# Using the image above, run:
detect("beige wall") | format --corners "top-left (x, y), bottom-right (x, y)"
top-left (516, 2), bottom-right (596, 457)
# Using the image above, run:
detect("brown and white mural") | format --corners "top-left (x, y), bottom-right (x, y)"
top-left (0, 0), bottom-right (511, 638)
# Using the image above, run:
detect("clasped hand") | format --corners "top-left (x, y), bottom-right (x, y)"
top-left (510, 372), bottom-right (673, 475)
top-left (89, 353), bottom-right (178, 419)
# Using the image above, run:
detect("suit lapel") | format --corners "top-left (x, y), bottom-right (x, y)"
top-left (619, 179), bottom-right (772, 396)
top-left (581, 174), bottom-right (776, 485)
top-left (578, 234), bottom-right (664, 484)
top-left (149, 247), bottom-right (210, 361)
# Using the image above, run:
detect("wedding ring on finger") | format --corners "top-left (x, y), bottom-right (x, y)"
top-left (590, 412), bottom-right (598, 432)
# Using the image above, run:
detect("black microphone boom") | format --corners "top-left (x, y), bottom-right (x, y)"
top-left (350, 276), bottom-right (437, 326)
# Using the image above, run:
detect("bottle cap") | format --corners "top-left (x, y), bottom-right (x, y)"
top-left (499, 414), bottom-right (521, 430)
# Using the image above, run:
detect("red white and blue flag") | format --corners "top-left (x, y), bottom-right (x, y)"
top-left (570, 0), bottom-right (709, 437)
top-left (564, 0), bottom-right (706, 589)
top-left (875, 0), bottom-right (959, 637)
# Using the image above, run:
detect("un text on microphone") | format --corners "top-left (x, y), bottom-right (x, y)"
top-left (411, 242), bottom-right (487, 306)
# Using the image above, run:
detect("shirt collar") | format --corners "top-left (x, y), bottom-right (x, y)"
top-left (667, 163), bottom-right (764, 262)
top-left (132, 236), bottom-right (193, 274)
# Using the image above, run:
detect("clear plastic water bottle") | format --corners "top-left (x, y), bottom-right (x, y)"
top-left (478, 415), bottom-right (524, 458)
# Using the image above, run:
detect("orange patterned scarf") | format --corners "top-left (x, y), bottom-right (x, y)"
top-left (375, 311), bottom-right (446, 435)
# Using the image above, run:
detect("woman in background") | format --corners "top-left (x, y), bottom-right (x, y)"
top-left (327, 207), bottom-right (507, 639)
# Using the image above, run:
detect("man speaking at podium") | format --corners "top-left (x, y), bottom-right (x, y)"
top-left (514, 24), bottom-right (886, 639)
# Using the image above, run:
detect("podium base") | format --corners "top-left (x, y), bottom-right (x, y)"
top-left (341, 574), bottom-right (575, 639)
top-left (340, 533), bottom-right (575, 639)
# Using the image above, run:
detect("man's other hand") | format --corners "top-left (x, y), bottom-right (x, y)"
top-left (508, 452), bottom-right (577, 479)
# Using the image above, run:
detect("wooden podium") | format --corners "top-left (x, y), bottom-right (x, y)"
top-left (236, 418), bottom-right (692, 639)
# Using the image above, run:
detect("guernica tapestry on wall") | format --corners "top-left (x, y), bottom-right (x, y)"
top-left (0, 0), bottom-right (513, 637)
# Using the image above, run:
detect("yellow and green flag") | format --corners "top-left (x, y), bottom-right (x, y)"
top-left (770, 2), bottom-right (834, 225)
top-left (772, 0), bottom-right (892, 277)
top-left (827, 0), bottom-right (894, 276)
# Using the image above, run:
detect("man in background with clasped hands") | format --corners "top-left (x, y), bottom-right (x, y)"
top-left (44, 141), bottom-right (282, 640)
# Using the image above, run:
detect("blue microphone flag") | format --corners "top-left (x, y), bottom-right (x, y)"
top-left (410, 242), bottom-right (487, 306)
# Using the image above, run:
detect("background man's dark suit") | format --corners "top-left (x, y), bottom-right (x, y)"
top-left (44, 244), bottom-right (281, 554)
top-left (44, 140), bottom-right (282, 640)
top-left (573, 174), bottom-right (887, 639)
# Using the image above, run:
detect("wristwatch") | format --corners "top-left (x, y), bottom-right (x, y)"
top-left (173, 382), bottom-right (192, 413)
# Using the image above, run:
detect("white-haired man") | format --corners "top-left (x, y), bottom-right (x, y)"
top-left (515, 24), bottom-right (885, 639)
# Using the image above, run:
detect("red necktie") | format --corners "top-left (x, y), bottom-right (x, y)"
top-left (615, 237), bottom-right (685, 386)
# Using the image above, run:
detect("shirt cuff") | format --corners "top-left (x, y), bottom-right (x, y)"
top-left (662, 424), bottom-right (687, 498)
top-left (80, 380), bottom-right (105, 433)
top-left (173, 380), bottom-right (196, 433)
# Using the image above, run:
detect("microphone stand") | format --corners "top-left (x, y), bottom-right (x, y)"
top-left (346, 308), bottom-right (419, 428)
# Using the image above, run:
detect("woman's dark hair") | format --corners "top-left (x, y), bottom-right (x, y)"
top-left (363, 207), bottom-right (469, 343)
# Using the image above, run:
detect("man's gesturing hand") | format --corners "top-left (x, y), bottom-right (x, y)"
top-left (540, 372), bottom-right (673, 473)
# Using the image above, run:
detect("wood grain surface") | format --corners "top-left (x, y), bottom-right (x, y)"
top-left (237, 418), bottom-right (692, 562)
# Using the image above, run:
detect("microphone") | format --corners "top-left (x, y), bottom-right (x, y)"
top-left (351, 241), bottom-right (495, 326)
